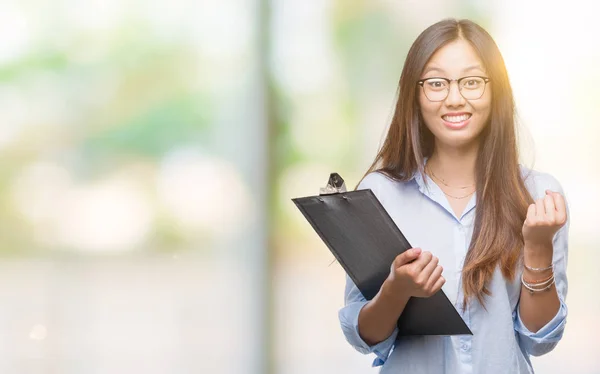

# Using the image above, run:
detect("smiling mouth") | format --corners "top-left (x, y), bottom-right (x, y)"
top-left (442, 113), bottom-right (472, 123)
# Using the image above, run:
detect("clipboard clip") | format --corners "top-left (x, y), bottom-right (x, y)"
top-left (319, 172), bottom-right (347, 196)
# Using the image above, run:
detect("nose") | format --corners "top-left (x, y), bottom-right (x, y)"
top-left (444, 81), bottom-right (465, 107)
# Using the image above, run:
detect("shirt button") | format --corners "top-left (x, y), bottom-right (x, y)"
top-left (461, 343), bottom-right (468, 351)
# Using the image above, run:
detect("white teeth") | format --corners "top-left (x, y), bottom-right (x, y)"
top-left (442, 114), bottom-right (471, 123)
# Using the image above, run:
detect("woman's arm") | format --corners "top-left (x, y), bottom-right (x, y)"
top-left (519, 190), bottom-right (567, 331)
top-left (358, 248), bottom-right (445, 344)
top-left (339, 248), bottom-right (445, 366)
top-left (339, 278), bottom-right (399, 367)
top-left (519, 243), bottom-right (561, 332)
top-left (358, 277), bottom-right (411, 345)
top-left (359, 249), bottom-right (445, 344)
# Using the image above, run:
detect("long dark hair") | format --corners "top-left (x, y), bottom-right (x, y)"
top-left (359, 19), bottom-right (533, 307)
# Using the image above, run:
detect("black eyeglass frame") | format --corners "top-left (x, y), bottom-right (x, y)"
top-left (417, 76), bottom-right (491, 102)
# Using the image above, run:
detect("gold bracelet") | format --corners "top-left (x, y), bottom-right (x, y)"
top-left (521, 273), bottom-right (555, 294)
top-left (524, 263), bottom-right (553, 272)
top-left (522, 272), bottom-right (554, 285)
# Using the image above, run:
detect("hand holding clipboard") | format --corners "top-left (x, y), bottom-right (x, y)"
top-left (292, 173), bottom-right (471, 336)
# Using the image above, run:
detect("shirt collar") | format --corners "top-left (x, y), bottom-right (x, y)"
top-left (412, 156), bottom-right (477, 222)
top-left (412, 157), bottom-right (429, 194)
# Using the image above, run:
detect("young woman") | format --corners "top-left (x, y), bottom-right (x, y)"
top-left (338, 19), bottom-right (569, 373)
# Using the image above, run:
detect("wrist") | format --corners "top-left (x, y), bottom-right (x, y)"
top-left (379, 279), bottom-right (411, 308)
top-left (524, 238), bottom-right (552, 256)
top-left (523, 243), bottom-right (553, 272)
top-left (523, 239), bottom-right (552, 253)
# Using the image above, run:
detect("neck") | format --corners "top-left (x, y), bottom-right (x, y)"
top-left (426, 142), bottom-right (478, 186)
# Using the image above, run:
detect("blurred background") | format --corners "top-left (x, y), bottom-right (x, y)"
top-left (0, 0), bottom-right (598, 373)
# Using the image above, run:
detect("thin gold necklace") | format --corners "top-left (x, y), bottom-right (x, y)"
top-left (440, 189), bottom-right (475, 200)
top-left (425, 165), bottom-right (476, 199)
top-left (426, 164), bottom-right (475, 189)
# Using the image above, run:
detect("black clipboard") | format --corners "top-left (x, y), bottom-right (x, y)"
top-left (292, 174), bottom-right (472, 336)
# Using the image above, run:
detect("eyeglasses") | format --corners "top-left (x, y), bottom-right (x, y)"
top-left (417, 76), bottom-right (491, 102)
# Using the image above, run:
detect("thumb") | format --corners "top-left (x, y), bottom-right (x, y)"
top-left (393, 247), bottom-right (422, 268)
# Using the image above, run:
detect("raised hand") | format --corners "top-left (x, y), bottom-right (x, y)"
top-left (522, 190), bottom-right (567, 249)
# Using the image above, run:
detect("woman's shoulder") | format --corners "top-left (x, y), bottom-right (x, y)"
top-left (357, 171), bottom-right (389, 189)
top-left (356, 170), bottom-right (415, 196)
top-left (519, 165), bottom-right (565, 200)
top-left (357, 170), bottom-right (405, 188)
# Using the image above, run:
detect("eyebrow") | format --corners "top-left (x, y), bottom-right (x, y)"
top-left (422, 64), bottom-right (485, 76)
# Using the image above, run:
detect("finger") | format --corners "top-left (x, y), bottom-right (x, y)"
top-left (424, 264), bottom-right (444, 290)
top-left (525, 203), bottom-right (535, 223)
top-left (430, 275), bottom-right (446, 295)
top-left (535, 198), bottom-right (545, 219)
top-left (525, 203), bottom-right (536, 225)
top-left (417, 256), bottom-right (439, 285)
top-left (393, 247), bottom-right (422, 269)
top-left (412, 251), bottom-right (433, 273)
top-left (543, 194), bottom-right (555, 222)
top-left (550, 192), bottom-right (567, 224)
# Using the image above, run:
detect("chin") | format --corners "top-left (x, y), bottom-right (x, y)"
top-left (436, 132), bottom-right (481, 149)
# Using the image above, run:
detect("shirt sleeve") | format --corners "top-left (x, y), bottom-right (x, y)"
top-left (338, 274), bottom-right (398, 367)
top-left (514, 177), bottom-right (570, 357)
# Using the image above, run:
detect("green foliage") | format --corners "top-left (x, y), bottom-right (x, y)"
top-left (82, 94), bottom-right (211, 159)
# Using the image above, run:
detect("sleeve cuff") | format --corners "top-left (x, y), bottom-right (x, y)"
top-left (515, 300), bottom-right (567, 342)
top-left (339, 301), bottom-right (398, 367)
top-left (514, 299), bottom-right (568, 356)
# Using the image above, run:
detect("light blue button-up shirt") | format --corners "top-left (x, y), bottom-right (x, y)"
top-left (338, 166), bottom-right (569, 373)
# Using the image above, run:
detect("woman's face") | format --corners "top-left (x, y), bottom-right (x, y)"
top-left (418, 39), bottom-right (492, 150)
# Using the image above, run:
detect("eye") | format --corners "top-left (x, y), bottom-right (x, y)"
top-left (462, 77), bottom-right (483, 88)
top-left (425, 79), bottom-right (447, 90)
